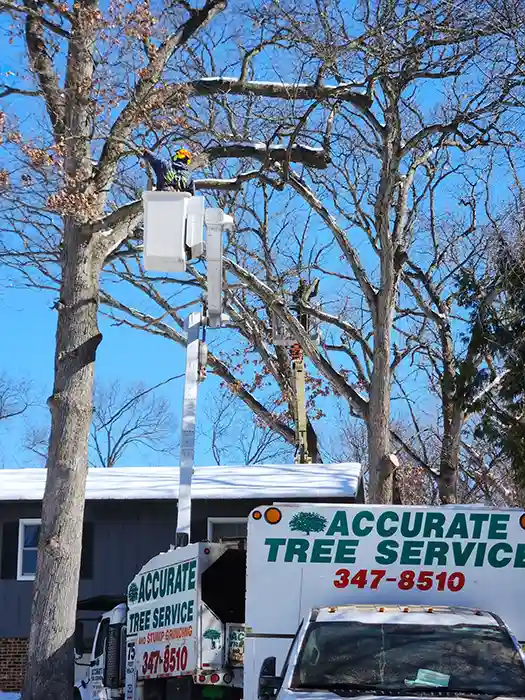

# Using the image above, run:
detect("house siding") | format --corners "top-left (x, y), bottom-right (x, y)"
top-left (0, 493), bottom-right (359, 690)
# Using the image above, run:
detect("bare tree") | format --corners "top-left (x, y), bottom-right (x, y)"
top-left (25, 378), bottom-right (179, 467)
top-left (97, 0), bottom-right (525, 505)
top-left (0, 0), bottom-right (228, 696)
top-left (0, 371), bottom-right (31, 421)
top-left (90, 378), bottom-right (178, 467)
top-left (202, 390), bottom-right (292, 465)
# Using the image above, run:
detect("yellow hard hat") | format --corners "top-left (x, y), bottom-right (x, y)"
top-left (174, 148), bottom-right (192, 164)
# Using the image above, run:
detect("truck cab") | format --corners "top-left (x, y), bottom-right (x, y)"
top-left (258, 605), bottom-right (525, 700)
top-left (75, 603), bottom-right (127, 700)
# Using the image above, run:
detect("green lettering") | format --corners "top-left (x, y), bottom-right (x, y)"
top-left (145, 609), bottom-right (151, 630)
top-left (145, 573), bottom-right (153, 601)
top-left (422, 513), bottom-right (445, 539)
top-left (265, 538), bottom-right (286, 562)
top-left (488, 514), bottom-right (510, 540)
top-left (445, 514), bottom-right (468, 539)
top-left (424, 541), bottom-right (448, 566)
top-left (166, 566), bottom-right (175, 595)
top-left (284, 539), bottom-right (309, 563)
top-left (452, 541), bottom-right (476, 566)
top-left (187, 599), bottom-right (195, 622)
top-left (375, 540), bottom-right (399, 565)
top-left (311, 539), bottom-right (335, 563)
top-left (180, 601), bottom-right (188, 623)
top-left (164, 605), bottom-right (171, 626)
top-left (139, 610), bottom-right (146, 631)
top-left (138, 577), bottom-right (145, 603)
top-left (474, 542), bottom-right (487, 567)
top-left (514, 544), bottom-right (525, 568)
top-left (158, 606), bottom-right (165, 628)
top-left (326, 511), bottom-right (349, 536)
top-left (188, 560), bottom-right (197, 589)
top-left (469, 513), bottom-right (490, 539)
top-left (351, 511), bottom-right (374, 537)
top-left (334, 540), bottom-right (359, 564)
top-left (487, 542), bottom-right (512, 568)
top-left (400, 541), bottom-right (424, 565)
top-left (400, 512), bottom-right (423, 538)
top-left (174, 564), bottom-right (182, 593)
top-left (377, 511), bottom-right (399, 537)
top-left (159, 569), bottom-right (167, 597)
top-left (129, 612), bottom-right (138, 634)
top-left (152, 571), bottom-right (160, 599)
top-left (181, 561), bottom-right (189, 591)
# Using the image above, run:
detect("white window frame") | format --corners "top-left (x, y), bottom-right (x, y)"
top-left (207, 517), bottom-right (248, 542)
top-left (17, 518), bottom-right (41, 581)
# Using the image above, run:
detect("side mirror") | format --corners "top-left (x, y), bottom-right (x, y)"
top-left (259, 656), bottom-right (282, 699)
top-left (74, 620), bottom-right (85, 657)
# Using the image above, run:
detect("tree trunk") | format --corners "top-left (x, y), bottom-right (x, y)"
top-left (438, 402), bottom-right (463, 504)
top-left (23, 228), bottom-right (101, 700)
top-left (307, 419), bottom-right (322, 463)
top-left (367, 295), bottom-right (393, 503)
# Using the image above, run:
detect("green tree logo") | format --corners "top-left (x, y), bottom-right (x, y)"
top-left (289, 511), bottom-right (327, 535)
top-left (128, 582), bottom-right (138, 604)
top-left (203, 628), bottom-right (221, 650)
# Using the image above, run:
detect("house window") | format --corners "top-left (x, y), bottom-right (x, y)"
top-left (17, 519), bottom-right (41, 581)
top-left (207, 517), bottom-right (248, 542)
top-left (15, 519), bottom-right (94, 582)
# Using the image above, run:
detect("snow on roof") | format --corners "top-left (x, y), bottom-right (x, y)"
top-left (0, 463), bottom-right (362, 502)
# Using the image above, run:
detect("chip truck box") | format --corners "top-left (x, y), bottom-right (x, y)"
top-left (244, 504), bottom-right (525, 700)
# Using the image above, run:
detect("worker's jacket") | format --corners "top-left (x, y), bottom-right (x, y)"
top-left (142, 150), bottom-right (195, 193)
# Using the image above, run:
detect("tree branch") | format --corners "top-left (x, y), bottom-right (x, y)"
top-left (207, 142), bottom-right (329, 169)
top-left (1, 0), bottom-right (70, 36)
top-left (23, 0), bottom-right (65, 137)
top-left (94, 0), bottom-right (227, 194)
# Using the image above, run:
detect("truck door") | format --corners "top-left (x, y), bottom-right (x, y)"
top-left (91, 616), bottom-right (110, 700)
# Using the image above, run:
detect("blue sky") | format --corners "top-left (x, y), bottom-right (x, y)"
top-left (1, 1), bottom-right (516, 470)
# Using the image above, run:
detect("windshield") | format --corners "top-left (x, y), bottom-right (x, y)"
top-left (291, 621), bottom-right (525, 695)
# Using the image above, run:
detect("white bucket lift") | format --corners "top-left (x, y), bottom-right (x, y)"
top-left (141, 191), bottom-right (235, 544)
top-left (142, 191), bottom-right (205, 272)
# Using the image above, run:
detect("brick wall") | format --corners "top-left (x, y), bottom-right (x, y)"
top-left (0, 638), bottom-right (28, 692)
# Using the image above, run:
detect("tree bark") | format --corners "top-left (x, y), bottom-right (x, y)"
top-left (439, 402), bottom-right (463, 504)
top-left (23, 227), bottom-right (101, 700)
top-left (367, 294), bottom-right (394, 503)
top-left (307, 419), bottom-right (322, 463)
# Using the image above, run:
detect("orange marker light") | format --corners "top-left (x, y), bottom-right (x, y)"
top-left (252, 510), bottom-right (262, 520)
top-left (378, 607), bottom-right (385, 612)
top-left (264, 507), bottom-right (282, 525)
top-left (520, 513), bottom-right (525, 530)
top-left (403, 607), bottom-right (409, 613)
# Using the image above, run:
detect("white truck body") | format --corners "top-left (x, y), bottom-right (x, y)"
top-left (244, 503), bottom-right (525, 700)
top-left (125, 541), bottom-right (244, 692)
top-left (76, 541), bottom-right (245, 700)
top-left (79, 503), bottom-right (525, 700)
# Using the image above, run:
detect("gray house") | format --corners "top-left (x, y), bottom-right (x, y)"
top-left (0, 462), bottom-right (363, 692)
